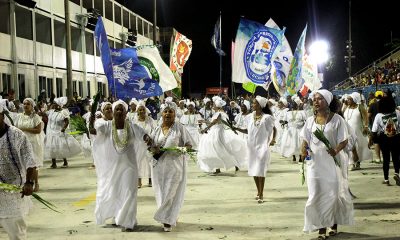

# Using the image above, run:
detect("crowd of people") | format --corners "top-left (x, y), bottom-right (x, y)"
top-left (1, 86), bottom-right (400, 239)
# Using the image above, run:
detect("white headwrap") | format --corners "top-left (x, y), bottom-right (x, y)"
top-left (187, 101), bottom-right (195, 107)
top-left (129, 98), bottom-right (138, 106)
top-left (349, 92), bottom-right (361, 104)
top-left (293, 96), bottom-right (302, 105)
top-left (54, 97), bottom-right (68, 107)
top-left (279, 97), bottom-right (288, 106)
top-left (203, 97), bottom-right (211, 104)
top-left (112, 99), bottom-right (128, 112)
top-left (212, 95), bottom-right (220, 103)
top-left (214, 98), bottom-right (226, 108)
top-left (243, 100), bottom-right (250, 111)
top-left (341, 93), bottom-right (349, 100)
top-left (23, 98), bottom-right (36, 107)
top-left (137, 100), bottom-right (151, 114)
top-left (255, 96), bottom-right (268, 108)
top-left (179, 100), bottom-right (185, 104)
top-left (89, 99), bottom-right (94, 106)
top-left (268, 98), bottom-right (277, 105)
top-left (100, 102), bottom-right (112, 113)
top-left (95, 111), bottom-right (103, 118)
top-left (161, 97), bottom-right (177, 112)
top-left (315, 89), bottom-right (333, 105)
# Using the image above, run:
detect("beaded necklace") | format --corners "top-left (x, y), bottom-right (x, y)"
top-left (112, 119), bottom-right (130, 151)
top-left (253, 112), bottom-right (263, 127)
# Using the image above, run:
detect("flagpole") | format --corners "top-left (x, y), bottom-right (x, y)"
top-left (219, 11), bottom-right (222, 96)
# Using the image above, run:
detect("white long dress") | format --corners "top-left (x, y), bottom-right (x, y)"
top-left (300, 114), bottom-right (354, 233)
top-left (247, 113), bottom-right (275, 177)
top-left (151, 122), bottom-right (193, 226)
top-left (234, 112), bottom-right (250, 140)
top-left (343, 106), bottom-right (373, 163)
top-left (197, 112), bottom-right (248, 172)
top-left (14, 113), bottom-right (45, 167)
top-left (179, 113), bottom-right (202, 149)
top-left (92, 120), bottom-right (147, 229)
top-left (272, 107), bottom-right (288, 153)
top-left (280, 110), bottom-right (307, 157)
top-left (44, 109), bottom-right (81, 159)
top-left (135, 116), bottom-right (156, 178)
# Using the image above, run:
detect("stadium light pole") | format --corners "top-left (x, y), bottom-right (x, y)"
top-left (153, 0), bottom-right (157, 45)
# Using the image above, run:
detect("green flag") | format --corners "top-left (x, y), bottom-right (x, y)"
top-left (242, 81), bottom-right (257, 94)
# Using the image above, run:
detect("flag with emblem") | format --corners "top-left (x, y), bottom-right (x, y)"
top-left (211, 13), bottom-right (226, 56)
top-left (232, 17), bottom-right (285, 85)
top-left (110, 47), bottom-right (163, 100)
top-left (137, 45), bottom-right (177, 92)
top-left (170, 31), bottom-right (192, 97)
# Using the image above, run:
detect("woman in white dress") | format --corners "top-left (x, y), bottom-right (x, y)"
top-left (234, 100), bottom-right (251, 140)
top-left (90, 100), bottom-right (150, 231)
top-left (179, 101), bottom-right (202, 149)
top-left (135, 100), bottom-right (156, 188)
top-left (300, 90), bottom-right (354, 239)
top-left (14, 98), bottom-right (44, 192)
top-left (235, 96), bottom-right (276, 203)
top-left (197, 97), bottom-right (247, 174)
top-left (344, 92), bottom-right (372, 170)
top-left (127, 98), bottom-right (138, 123)
top-left (149, 100), bottom-right (193, 232)
top-left (280, 97), bottom-right (307, 162)
top-left (44, 97), bottom-right (81, 168)
top-left (272, 98), bottom-right (289, 153)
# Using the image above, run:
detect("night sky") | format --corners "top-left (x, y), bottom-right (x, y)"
top-left (126, 0), bottom-right (399, 97)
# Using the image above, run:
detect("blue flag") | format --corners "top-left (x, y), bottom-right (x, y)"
top-left (94, 16), bottom-right (115, 95)
top-left (211, 14), bottom-right (226, 56)
top-left (111, 48), bottom-right (163, 100)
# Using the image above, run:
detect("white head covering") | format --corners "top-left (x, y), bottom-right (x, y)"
top-left (129, 98), bottom-right (138, 106)
top-left (255, 96), bottom-right (268, 108)
top-left (89, 99), bottom-right (94, 106)
top-left (187, 101), bottom-right (195, 107)
top-left (293, 96), bottom-right (302, 105)
top-left (95, 111), bottom-right (103, 118)
top-left (279, 97), bottom-right (288, 106)
top-left (212, 95), bottom-right (220, 103)
top-left (214, 98), bottom-right (226, 108)
top-left (349, 92), bottom-right (361, 104)
top-left (179, 99), bottom-right (185, 104)
top-left (242, 100), bottom-right (250, 111)
top-left (23, 98), bottom-right (36, 108)
top-left (100, 101), bottom-right (112, 112)
top-left (341, 93), bottom-right (348, 101)
top-left (161, 97), bottom-right (177, 112)
top-left (137, 100), bottom-right (151, 114)
top-left (203, 97), bottom-right (211, 104)
top-left (315, 89), bottom-right (333, 105)
top-left (268, 98), bottom-right (277, 105)
top-left (54, 97), bottom-right (68, 107)
top-left (112, 100), bottom-right (128, 112)
top-left (308, 92), bottom-right (314, 100)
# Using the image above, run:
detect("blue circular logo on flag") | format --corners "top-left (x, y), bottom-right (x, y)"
top-left (243, 30), bottom-right (279, 85)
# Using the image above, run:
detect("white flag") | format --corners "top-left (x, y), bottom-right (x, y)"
top-left (137, 46), bottom-right (177, 92)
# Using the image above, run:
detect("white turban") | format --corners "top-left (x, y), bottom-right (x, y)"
top-left (161, 98), bottom-right (177, 112)
top-left (268, 98), bottom-right (277, 105)
top-left (243, 100), bottom-right (250, 111)
top-left (100, 102), bottom-right (112, 113)
top-left (203, 97), bottom-right (211, 104)
top-left (179, 100), bottom-right (185, 104)
top-left (279, 97), bottom-right (288, 106)
top-left (112, 100), bottom-right (128, 112)
top-left (349, 92), bottom-right (361, 105)
top-left (212, 95), bottom-right (220, 103)
top-left (315, 89), bottom-right (333, 105)
top-left (187, 101), bottom-right (195, 107)
top-left (255, 96), bottom-right (268, 108)
top-left (23, 98), bottom-right (36, 107)
top-left (293, 97), bottom-right (302, 105)
top-left (129, 98), bottom-right (138, 106)
top-left (137, 100), bottom-right (151, 114)
top-left (54, 97), bottom-right (68, 107)
top-left (214, 99), bottom-right (226, 108)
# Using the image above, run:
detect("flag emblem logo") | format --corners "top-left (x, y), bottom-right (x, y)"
top-left (244, 30), bottom-right (279, 84)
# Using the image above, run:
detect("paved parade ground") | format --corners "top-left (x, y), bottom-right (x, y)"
top-left (1, 152), bottom-right (400, 240)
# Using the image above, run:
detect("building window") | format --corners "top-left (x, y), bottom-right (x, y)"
top-left (144, 22), bottom-right (149, 38)
top-left (85, 31), bottom-right (94, 55)
top-left (83, 0), bottom-right (92, 9)
top-left (130, 14), bottom-right (136, 30)
top-left (47, 78), bottom-right (53, 98)
top-left (78, 81), bottom-right (83, 97)
top-left (97, 81), bottom-right (106, 97)
top-left (115, 41), bottom-right (122, 49)
top-left (54, 20), bottom-right (66, 48)
top-left (114, 4), bottom-right (121, 25)
top-left (70, 0), bottom-right (80, 5)
top-left (36, 13), bottom-right (52, 45)
top-left (108, 39), bottom-right (114, 48)
top-left (105, 0), bottom-right (113, 21)
top-left (38, 76), bottom-right (46, 97)
top-left (73, 80), bottom-right (77, 94)
top-left (93, 0), bottom-right (103, 16)
top-left (1, 73), bottom-right (11, 93)
top-left (71, 25), bottom-right (82, 52)
top-left (0, 1), bottom-right (10, 34)
top-left (87, 81), bottom-right (91, 98)
top-left (18, 74), bottom-right (25, 100)
top-left (15, 6), bottom-right (33, 40)
top-left (123, 10), bottom-right (129, 28)
top-left (149, 25), bottom-right (153, 40)
top-left (137, 18), bottom-right (143, 35)
top-left (56, 78), bottom-right (63, 97)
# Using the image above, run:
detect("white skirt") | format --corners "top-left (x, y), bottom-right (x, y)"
top-left (44, 131), bottom-right (82, 159)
